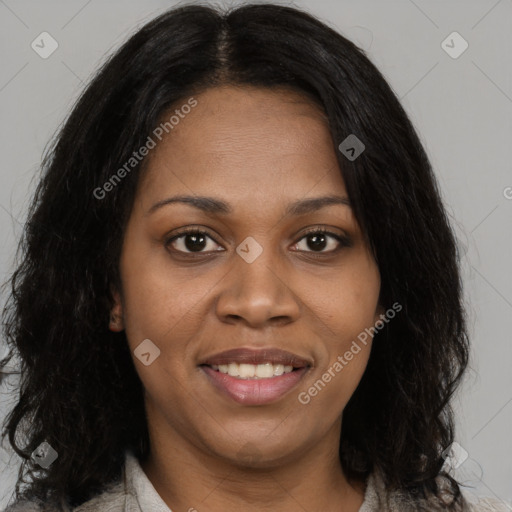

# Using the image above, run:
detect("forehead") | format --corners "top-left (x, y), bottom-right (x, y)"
top-left (138, 85), bottom-right (347, 208)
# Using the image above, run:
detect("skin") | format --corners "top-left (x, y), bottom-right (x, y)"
top-left (110, 84), bottom-right (384, 512)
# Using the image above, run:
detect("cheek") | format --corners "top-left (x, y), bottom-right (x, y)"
top-left (334, 258), bottom-right (381, 331)
top-left (325, 287), bottom-right (378, 387)
top-left (297, 264), bottom-right (378, 409)
top-left (299, 341), bottom-right (372, 419)
top-left (119, 249), bottom-right (209, 349)
top-left (304, 264), bottom-right (380, 341)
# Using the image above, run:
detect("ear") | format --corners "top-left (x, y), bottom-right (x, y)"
top-left (109, 286), bottom-right (125, 332)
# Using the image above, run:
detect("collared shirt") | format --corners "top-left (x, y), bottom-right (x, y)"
top-left (5, 450), bottom-right (511, 511)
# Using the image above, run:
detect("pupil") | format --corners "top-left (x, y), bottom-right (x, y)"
top-left (183, 233), bottom-right (327, 252)
top-left (308, 233), bottom-right (326, 251)
top-left (185, 234), bottom-right (206, 252)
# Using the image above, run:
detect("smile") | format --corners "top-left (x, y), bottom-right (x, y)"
top-left (200, 364), bottom-right (309, 405)
top-left (210, 362), bottom-right (295, 379)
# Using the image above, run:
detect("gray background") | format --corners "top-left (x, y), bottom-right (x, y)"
top-left (0, 0), bottom-right (511, 509)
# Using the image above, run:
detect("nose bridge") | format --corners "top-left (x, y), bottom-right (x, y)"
top-left (215, 235), bottom-right (299, 326)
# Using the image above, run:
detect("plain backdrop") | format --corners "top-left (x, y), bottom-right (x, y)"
top-left (0, 0), bottom-right (511, 509)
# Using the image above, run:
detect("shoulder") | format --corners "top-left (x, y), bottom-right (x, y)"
top-left (2, 500), bottom-right (64, 512)
top-left (3, 502), bottom-right (46, 512)
top-left (2, 450), bottom-right (150, 512)
top-left (2, 480), bottom-right (129, 512)
top-left (464, 494), bottom-right (512, 511)
top-left (72, 480), bottom-right (134, 512)
top-left (362, 468), bottom-right (512, 512)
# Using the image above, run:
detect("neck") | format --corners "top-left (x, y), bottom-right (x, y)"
top-left (140, 417), bottom-right (366, 512)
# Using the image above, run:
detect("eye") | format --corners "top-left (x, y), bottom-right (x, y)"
top-left (292, 228), bottom-right (351, 255)
top-left (165, 228), bottom-right (223, 255)
top-left (165, 227), bottom-right (352, 257)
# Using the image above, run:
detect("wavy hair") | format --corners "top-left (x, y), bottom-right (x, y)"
top-left (1, 2), bottom-right (470, 509)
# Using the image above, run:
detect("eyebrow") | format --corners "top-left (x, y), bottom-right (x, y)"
top-left (146, 194), bottom-right (351, 217)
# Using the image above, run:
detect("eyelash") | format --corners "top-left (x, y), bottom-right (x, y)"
top-left (165, 226), bottom-right (352, 258)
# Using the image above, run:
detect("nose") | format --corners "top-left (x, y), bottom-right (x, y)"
top-left (214, 243), bottom-right (301, 328)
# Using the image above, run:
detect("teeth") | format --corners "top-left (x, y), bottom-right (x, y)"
top-left (209, 362), bottom-right (295, 379)
top-left (239, 364), bottom-right (255, 378)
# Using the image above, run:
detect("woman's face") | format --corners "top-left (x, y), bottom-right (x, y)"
top-left (111, 85), bottom-right (383, 467)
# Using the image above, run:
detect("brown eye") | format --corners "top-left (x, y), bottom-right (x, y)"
top-left (166, 229), bottom-right (222, 254)
top-left (293, 228), bottom-right (352, 254)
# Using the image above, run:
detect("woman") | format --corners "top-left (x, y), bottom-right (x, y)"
top-left (1, 2), bottom-right (508, 511)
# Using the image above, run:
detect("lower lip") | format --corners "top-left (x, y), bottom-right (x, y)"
top-left (200, 366), bottom-right (308, 405)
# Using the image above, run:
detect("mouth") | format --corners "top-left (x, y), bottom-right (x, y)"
top-left (198, 348), bottom-right (312, 405)
top-left (206, 362), bottom-right (300, 379)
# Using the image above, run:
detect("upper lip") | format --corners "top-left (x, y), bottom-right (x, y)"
top-left (199, 348), bottom-right (312, 368)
